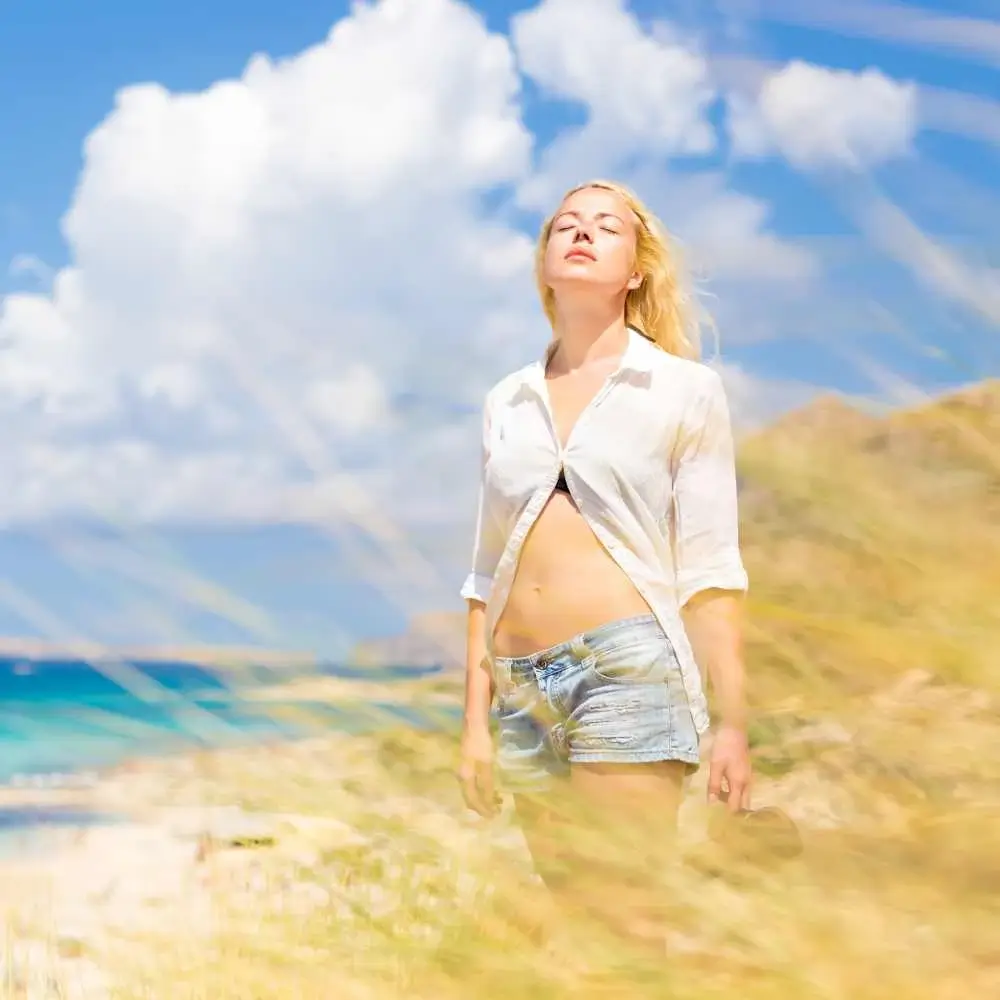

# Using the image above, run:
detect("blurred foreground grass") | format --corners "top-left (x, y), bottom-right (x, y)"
top-left (5, 386), bottom-right (1000, 998)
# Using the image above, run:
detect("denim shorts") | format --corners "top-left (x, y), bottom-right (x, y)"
top-left (491, 614), bottom-right (700, 791)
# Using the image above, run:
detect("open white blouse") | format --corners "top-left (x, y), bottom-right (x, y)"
top-left (461, 327), bottom-right (748, 734)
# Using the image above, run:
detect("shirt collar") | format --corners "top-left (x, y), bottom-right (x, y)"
top-left (534, 326), bottom-right (658, 384)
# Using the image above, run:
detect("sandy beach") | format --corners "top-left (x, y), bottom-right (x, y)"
top-left (0, 721), bottom-right (509, 999)
top-left (1, 663), bottom-right (997, 999)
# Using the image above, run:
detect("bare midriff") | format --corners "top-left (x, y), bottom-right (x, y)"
top-left (492, 488), bottom-right (651, 658)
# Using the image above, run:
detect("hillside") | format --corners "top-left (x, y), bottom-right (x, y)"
top-left (349, 610), bottom-right (465, 669)
top-left (739, 378), bottom-right (1000, 715)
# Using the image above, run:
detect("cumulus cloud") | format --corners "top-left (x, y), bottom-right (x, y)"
top-left (0, 0), bottom-right (815, 601)
top-left (511, 0), bottom-right (717, 208)
top-left (0, 0), bottom-right (540, 538)
top-left (508, 0), bottom-right (815, 288)
top-left (728, 60), bottom-right (918, 170)
top-left (635, 170), bottom-right (817, 285)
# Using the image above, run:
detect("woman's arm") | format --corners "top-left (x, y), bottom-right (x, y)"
top-left (673, 369), bottom-right (752, 811)
top-left (682, 589), bottom-right (746, 730)
top-left (463, 600), bottom-right (493, 731)
top-left (682, 591), bottom-right (751, 810)
top-left (458, 395), bottom-right (503, 817)
top-left (459, 599), bottom-right (498, 816)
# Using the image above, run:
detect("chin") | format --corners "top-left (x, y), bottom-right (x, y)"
top-left (549, 272), bottom-right (614, 295)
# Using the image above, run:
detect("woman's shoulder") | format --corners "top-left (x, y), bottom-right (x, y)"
top-left (481, 361), bottom-right (539, 410)
top-left (647, 348), bottom-right (726, 399)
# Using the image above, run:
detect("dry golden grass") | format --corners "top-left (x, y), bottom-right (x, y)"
top-left (4, 384), bottom-right (1000, 998)
top-left (97, 698), bottom-right (998, 1000)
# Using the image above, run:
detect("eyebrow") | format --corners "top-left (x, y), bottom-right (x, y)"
top-left (555, 210), bottom-right (626, 225)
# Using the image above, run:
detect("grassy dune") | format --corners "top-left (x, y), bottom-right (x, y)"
top-left (3, 384), bottom-right (1000, 998)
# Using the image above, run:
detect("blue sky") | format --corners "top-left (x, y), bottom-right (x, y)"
top-left (1, 1), bottom-right (352, 272)
top-left (3, 0), bottom-right (997, 387)
top-left (0, 0), bottom-right (997, 653)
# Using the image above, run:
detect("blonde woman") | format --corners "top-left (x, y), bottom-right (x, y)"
top-left (458, 180), bottom-right (751, 934)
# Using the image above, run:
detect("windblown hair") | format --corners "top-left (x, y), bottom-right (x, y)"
top-left (535, 179), bottom-right (709, 361)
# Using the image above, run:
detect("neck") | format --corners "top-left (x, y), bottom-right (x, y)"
top-left (551, 300), bottom-right (629, 371)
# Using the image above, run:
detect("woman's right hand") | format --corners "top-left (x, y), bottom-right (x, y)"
top-left (458, 722), bottom-right (499, 817)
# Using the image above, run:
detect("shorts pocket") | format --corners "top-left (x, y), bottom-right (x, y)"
top-left (494, 660), bottom-right (538, 712)
top-left (589, 633), bottom-right (676, 684)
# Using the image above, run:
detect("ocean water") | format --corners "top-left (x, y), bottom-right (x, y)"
top-left (0, 655), bottom-right (456, 852)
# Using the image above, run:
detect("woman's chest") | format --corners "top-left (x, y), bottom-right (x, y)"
top-left (545, 368), bottom-right (616, 449)
top-left (486, 386), bottom-right (678, 511)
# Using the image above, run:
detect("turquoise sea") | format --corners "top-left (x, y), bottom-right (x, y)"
top-left (0, 655), bottom-right (455, 852)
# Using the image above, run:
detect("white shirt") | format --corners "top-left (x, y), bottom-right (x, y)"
top-left (460, 326), bottom-right (749, 735)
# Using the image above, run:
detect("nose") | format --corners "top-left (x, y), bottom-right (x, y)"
top-left (572, 224), bottom-right (594, 243)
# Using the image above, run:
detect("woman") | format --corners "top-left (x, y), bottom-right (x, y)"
top-left (458, 179), bottom-right (751, 937)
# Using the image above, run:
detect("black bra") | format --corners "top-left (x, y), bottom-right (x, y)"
top-left (554, 469), bottom-right (570, 494)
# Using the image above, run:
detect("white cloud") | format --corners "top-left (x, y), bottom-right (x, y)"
top-left (716, 361), bottom-right (824, 432)
top-left (508, 0), bottom-right (815, 289)
top-left (7, 254), bottom-right (53, 288)
top-left (303, 364), bottom-right (388, 435)
top-left (751, 0), bottom-right (1000, 71)
top-left (0, 0), bottom-right (824, 619)
top-left (511, 0), bottom-right (717, 208)
top-left (0, 0), bottom-right (540, 545)
top-left (729, 60), bottom-right (918, 170)
top-left (638, 170), bottom-right (817, 284)
top-left (848, 190), bottom-right (1000, 326)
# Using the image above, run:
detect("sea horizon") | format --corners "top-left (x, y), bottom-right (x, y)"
top-left (0, 651), bottom-right (452, 787)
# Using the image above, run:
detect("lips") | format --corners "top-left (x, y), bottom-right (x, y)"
top-left (565, 248), bottom-right (596, 261)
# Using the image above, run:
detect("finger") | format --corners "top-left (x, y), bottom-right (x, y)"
top-left (463, 780), bottom-right (489, 817)
top-left (726, 778), bottom-right (745, 814)
top-left (707, 760), bottom-right (724, 804)
top-left (460, 763), bottom-right (496, 818)
top-left (740, 779), bottom-right (753, 812)
top-left (458, 767), bottom-right (487, 816)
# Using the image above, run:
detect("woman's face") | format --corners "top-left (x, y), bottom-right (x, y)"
top-left (541, 186), bottom-right (641, 301)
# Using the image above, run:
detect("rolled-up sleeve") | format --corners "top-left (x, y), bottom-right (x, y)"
top-left (460, 393), bottom-right (503, 604)
top-left (672, 369), bottom-right (749, 608)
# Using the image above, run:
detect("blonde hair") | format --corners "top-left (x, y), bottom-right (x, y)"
top-left (535, 179), bottom-right (708, 361)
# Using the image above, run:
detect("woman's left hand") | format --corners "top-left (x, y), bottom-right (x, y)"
top-left (707, 724), bottom-right (752, 812)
